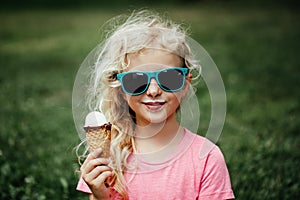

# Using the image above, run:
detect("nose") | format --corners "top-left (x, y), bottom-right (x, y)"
top-left (146, 78), bottom-right (162, 97)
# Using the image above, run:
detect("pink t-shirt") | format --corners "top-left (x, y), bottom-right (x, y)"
top-left (77, 129), bottom-right (235, 199)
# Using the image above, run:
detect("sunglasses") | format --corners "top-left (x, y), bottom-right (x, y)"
top-left (116, 67), bottom-right (189, 96)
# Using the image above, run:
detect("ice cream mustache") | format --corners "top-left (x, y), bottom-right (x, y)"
top-left (84, 111), bottom-right (111, 157)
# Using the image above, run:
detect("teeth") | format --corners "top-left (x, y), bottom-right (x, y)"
top-left (142, 100), bottom-right (165, 104)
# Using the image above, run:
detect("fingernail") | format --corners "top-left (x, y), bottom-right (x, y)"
top-left (98, 158), bottom-right (109, 163)
top-left (96, 148), bottom-right (102, 152)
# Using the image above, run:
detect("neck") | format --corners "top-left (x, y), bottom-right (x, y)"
top-left (133, 114), bottom-right (184, 154)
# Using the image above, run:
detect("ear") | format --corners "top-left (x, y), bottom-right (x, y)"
top-left (180, 73), bottom-right (193, 99)
top-left (186, 73), bottom-right (193, 83)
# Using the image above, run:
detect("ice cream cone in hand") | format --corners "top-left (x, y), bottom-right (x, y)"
top-left (84, 123), bottom-right (111, 157)
top-left (84, 111), bottom-right (115, 187)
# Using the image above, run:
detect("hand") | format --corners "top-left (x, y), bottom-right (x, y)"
top-left (80, 148), bottom-right (112, 199)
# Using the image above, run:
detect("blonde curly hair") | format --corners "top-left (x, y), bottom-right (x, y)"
top-left (81, 10), bottom-right (201, 199)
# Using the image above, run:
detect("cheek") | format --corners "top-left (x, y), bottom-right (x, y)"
top-left (167, 93), bottom-right (182, 112)
top-left (117, 91), bottom-right (135, 112)
top-left (172, 91), bottom-right (185, 104)
top-left (125, 95), bottom-right (139, 110)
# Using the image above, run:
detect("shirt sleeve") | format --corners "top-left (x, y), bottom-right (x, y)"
top-left (198, 145), bottom-right (235, 200)
top-left (76, 177), bottom-right (92, 194)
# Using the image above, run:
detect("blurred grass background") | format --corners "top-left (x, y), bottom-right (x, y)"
top-left (0, 0), bottom-right (299, 199)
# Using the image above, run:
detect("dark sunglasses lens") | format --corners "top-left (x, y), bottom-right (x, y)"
top-left (158, 69), bottom-right (184, 91)
top-left (122, 72), bottom-right (148, 94)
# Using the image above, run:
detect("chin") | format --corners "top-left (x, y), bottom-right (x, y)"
top-left (148, 118), bottom-right (167, 124)
top-left (137, 115), bottom-right (168, 126)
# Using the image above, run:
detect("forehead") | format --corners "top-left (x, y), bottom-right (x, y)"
top-left (126, 49), bottom-right (183, 71)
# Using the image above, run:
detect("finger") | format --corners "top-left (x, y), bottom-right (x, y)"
top-left (81, 158), bottom-right (110, 175)
top-left (91, 171), bottom-right (113, 188)
top-left (80, 148), bottom-right (104, 171)
top-left (86, 165), bottom-right (112, 182)
top-left (88, 148), bottom-right (103, 160)
top-left (92, 148), bottom-right (104, 158)
top-left (85, 167), bottom-right (112, 187)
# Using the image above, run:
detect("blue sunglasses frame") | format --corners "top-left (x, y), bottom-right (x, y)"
top-left (116, 67), bottom-right (189, 96)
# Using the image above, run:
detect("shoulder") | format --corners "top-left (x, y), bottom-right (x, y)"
top-left (183, 130), bottom-right (235, 199)
top-left (183, 128), bottom-right (226, 165)
top-left (184, 129), bottom-right (220, 154)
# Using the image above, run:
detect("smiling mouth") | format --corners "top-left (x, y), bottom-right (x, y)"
top-left (142, 101), bottom-right (166, 110)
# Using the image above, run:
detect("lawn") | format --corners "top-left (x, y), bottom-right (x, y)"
top-left (0, 3), bottom-right (299, 199)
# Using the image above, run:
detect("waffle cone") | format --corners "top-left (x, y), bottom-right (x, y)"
top-left (84, 123), bottom-right (111, 157)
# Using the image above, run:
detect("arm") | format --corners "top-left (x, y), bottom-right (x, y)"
top-left (89, 194), bottom-right (110, 200)
top-left (80, 148), bottom-right (112, 200)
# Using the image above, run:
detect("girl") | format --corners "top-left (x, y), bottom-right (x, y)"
top-left (75, 10), bottom-right (234, 200)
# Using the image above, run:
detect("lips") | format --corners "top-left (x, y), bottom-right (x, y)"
top-left (142, 100), bottom-right (166, 110)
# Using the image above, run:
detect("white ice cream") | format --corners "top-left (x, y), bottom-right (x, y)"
top-left (84, 111), bottom-right (108, 127)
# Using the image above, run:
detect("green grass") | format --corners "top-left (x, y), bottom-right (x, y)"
top-left (1, 4), bottom-right (299, 199)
